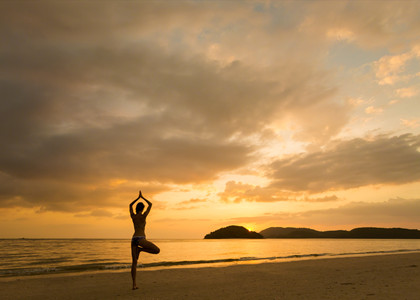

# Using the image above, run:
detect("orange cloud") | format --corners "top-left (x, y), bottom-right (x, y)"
top-left (229, 198), bottom-right (420, 229)
top-left (268, 134), bottom-right (420, 192)
top-left (1, 1), bottom-right (419, 236)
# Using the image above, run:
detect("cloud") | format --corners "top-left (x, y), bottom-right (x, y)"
top-left (303, 195), bottom-right (339, 202)
top-left (401, 118), bottom-right (420, 129)
top-left (0, 1), bottom-right (356, 213)
top-left (299, 197), bottom-right (420, 226)
top-left (218, 180), bottom-right (339, 203)
top-left (229, 198), bottom-right (420, 228)
top-left (326, 28), bottom-right (355, 42)
top-left (365, 106), bottom-right (383, 115)
top-left (220, 134), bottom-right (420, 201)
top-left (0, 171), bottom-right (169, 212)
top-left (178, 198), bottom-right (208, 205)
top-left (268, 134), bottom-right (420, 192)
top-left (347, 97), bottom-right (366, 107)
top-left (3, 1), bottom-right (420, 219)
top-left (75, 209), bottom-right (114, 218)
top-left (219, 181), bottom-right (284, 203)
top-left (373, 52), bottom-right (413, 85)
top-left (298, 1), bottom-right (420, 50)
top-left (174, 198), bottom-right (208, 210)
top-left (395, 86), bottom-right (419, 98)
top-left (373, 46), bottom-right (420, 85)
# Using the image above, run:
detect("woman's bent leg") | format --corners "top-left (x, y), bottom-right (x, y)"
top-left (138, 239), bottom-right (160, 254)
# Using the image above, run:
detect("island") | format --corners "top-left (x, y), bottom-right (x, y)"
top-left (260, 227), bottom-right (420, 239)
top-left (204, 225), bottom-right (264, 239)
top-left (204, 226), bottom-right (420, 239)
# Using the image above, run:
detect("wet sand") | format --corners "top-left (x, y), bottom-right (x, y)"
top-left (1, 252), bottom-right (419, 299)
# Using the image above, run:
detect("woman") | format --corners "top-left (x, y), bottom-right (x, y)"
top-left (130, 190), bottom-right (160, 290)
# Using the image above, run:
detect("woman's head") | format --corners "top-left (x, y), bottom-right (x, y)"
top-left (136, 202), bottom-right (145, 214)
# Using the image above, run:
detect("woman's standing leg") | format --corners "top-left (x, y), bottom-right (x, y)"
top-left (131, 245), bottom-right (141, 290)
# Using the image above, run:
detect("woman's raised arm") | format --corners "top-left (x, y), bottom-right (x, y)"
top-left (129, 191), bottom-right (141, 216)
top-left (140, 192), bottom-right (152, 217)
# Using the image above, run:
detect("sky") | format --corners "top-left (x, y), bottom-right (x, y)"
top-left (1, 0), bottom-right (420, 239)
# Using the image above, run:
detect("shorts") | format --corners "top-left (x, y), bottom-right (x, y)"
top-left (131, 236), bottom-right (146, 247)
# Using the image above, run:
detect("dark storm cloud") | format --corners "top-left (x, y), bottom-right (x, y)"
top-left (0, 4), bottom-right (261, 185)
top-left (268, 134), bottom-right (420, 192)
top-left (0, 1), bottom-right (351, 211)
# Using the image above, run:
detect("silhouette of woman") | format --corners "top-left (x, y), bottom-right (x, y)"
top-left (129, 190), bottom-right (160, 290)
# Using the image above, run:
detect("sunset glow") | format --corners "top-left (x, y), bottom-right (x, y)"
top-left (1, 1), bottom-right (420, 239)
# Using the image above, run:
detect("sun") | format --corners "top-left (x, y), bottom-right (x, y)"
top-left (245, 225), bottom-right (255, 232)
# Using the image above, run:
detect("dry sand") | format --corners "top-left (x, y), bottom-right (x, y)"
top-left (1, 252), bottom-right (419, 300)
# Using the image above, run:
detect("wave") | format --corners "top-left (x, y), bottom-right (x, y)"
top-left (1, 248), bottom-right (420, 278)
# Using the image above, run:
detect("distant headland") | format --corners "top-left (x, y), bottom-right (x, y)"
top-left (204, 225), bottom-right (420, 239)
top-left (204, 225), bottom-right (263, 239)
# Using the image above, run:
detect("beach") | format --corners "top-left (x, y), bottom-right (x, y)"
top-left (1, 252), bottom-right (419, 300)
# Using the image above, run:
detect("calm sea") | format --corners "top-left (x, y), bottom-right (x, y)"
top-left (1, 238), bottom-right (420, 278)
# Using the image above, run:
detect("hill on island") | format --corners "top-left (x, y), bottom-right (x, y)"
top-left (204, 226), bottom-right (420, 239)
top-left (204, 225), bottom-right (263, 239)
top-left (259, 227), bottom-right (420, 239)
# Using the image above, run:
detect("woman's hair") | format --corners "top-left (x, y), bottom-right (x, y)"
top-left (136, 202), bottom-right (145, 214)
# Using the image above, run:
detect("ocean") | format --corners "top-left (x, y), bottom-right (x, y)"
top-left (1, 238), bottom-right (420, 278)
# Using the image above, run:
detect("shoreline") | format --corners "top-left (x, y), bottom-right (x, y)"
top-left (2, 249), bottom-right (420, 281)
top-left (1, 252), bottom-right (420, 299)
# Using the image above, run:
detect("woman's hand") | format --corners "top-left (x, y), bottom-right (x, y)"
top-left (138, 190), bottom-right (151, 206)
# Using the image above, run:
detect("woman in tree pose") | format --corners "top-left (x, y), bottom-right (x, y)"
top-left (129, 190), bottom-right (160, 290)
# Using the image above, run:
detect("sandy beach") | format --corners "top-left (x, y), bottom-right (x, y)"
top-left (1, 252), bottom-right (419, 300)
